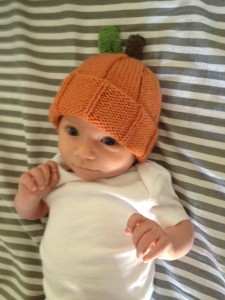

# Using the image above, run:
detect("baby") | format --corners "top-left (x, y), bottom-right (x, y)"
top-left (14, 30), bottom-right (194, 300)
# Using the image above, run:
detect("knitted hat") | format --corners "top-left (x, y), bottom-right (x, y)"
top-left (49, 27), bottom-right (161, 162)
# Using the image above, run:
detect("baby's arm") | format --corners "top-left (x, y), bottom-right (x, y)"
top-left (14, 161), bottom-right (59, 220)
top-left (125, 213), bottom-right (194, 262)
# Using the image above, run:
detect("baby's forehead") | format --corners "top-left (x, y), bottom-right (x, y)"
top-left (61, 115), bottom-right (79, 123)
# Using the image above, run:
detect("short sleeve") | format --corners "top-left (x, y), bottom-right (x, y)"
top-left (137, 161), bottom-right (189, 228)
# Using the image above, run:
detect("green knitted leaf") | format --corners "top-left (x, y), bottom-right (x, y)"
top-left (98, 26), bottom-right (123, 53)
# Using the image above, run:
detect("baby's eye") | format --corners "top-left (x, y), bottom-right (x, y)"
top-left (67, 127), bottom-right (79, 136)
top-left (101, 137), bottom-right (117, 146)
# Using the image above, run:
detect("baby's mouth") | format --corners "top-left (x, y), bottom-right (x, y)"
top-left (76, 166), bottom-right (98, 172)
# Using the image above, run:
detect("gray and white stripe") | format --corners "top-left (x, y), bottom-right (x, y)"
top-left (0, 1), bottom-right (224, 299)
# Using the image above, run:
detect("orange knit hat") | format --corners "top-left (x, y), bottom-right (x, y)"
top-left (49, 28), bottom-right (161, 162)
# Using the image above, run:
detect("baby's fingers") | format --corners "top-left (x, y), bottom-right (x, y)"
top-left (30, 166), bottom-right (51, 190)
top-left (19, 172), bottom-right (39, 192)
top-left (19, 161), bottom-right (59, 193)
top-left (142, 237), bottom-right (172, 262)
top-left (32, 161), bottom-right (59, 189)
top-left (125, 213), bottom-right (147, 235)
top-left (23, 163), bottom-right (52, 192)
top-left (46, 161), bottom-right (59, 187)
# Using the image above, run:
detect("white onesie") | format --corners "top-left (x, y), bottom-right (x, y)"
top-left (40, 154), bottom-right (189, 300)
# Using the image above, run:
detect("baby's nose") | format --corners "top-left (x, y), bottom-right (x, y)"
top-left (75, 140), bottom-right (96, 160)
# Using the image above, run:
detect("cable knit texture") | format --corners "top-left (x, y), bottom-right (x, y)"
top-left (49, 53), bottom-right (161, 162)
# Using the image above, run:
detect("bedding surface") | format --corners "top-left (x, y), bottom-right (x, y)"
top-left (0, 1), bottom-right (224, 299)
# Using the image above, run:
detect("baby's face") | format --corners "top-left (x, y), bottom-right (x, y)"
top-left (57, 116), bottom-right (135, 181)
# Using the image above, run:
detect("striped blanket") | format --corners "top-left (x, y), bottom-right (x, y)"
top-left (0, 1), bottom-right (224, 299)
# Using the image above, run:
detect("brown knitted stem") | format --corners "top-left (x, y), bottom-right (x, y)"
top-left (125, 34), bottom-right (145, 60)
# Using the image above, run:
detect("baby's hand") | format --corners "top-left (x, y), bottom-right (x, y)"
top-left (125, 213), bottom-right (173, 262)
top-left (19, 160), bottom-right (59, 198)
top-left (15, 160), bottom-right (59, 220)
